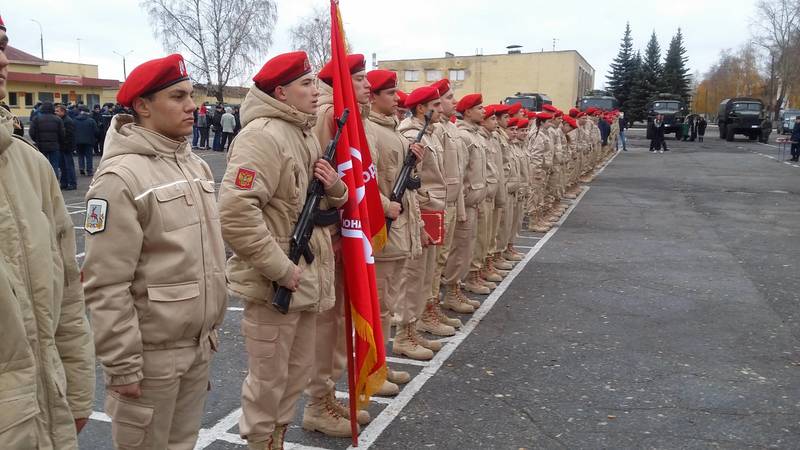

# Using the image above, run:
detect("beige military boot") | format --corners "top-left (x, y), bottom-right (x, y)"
top-left (481, 264), bottom-right (503, 282)
top-left (433, 297), bottom-right (463, 328)
top-left (303, 394), bottom-right (357, 437)
top-left (388, 368), bottom-right (411, 385)
top-left (418, 300), bottom-right (456, 336)
top-left (485, 257), bottom-right (507, 279)
top-left (493, 254), bottom-right (514, 270)
top-left (410, 321), bottom-right (443, 352)
top-left (443, 283), bottom-right (476, 312)
top-left (463, 273), bottom-right (490, 295)
top-left (479, 271), bottom-right (499, 289)
top-left (393, 323), bottom-right (434, 360)
top-left (503, 245), bottom-right (524, 261)
top-left (326, 391), bottom-right (370, 425)
top-left (376, 379), bottom-right (400, 396)
top-left (269, 424), bottom-right (287, 450)
top-left (457, 287), bottom-right (481, 309)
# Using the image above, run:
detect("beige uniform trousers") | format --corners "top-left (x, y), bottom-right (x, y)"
top-left (375, 258), bottom-right (408, 336)
top-left (527, 170), bottom-right (548, 216)
top-left (546, 167), bottom-right (561, 204)
top-left (471, 197), bottom-right (494, 271)
top-left (431, 203), bottom-right (458, 299)
top-left (105, 345), bottom-right (212, 449)
top-left (306, 252), bottom-right (347, 399)
top-left (240, 302), bottom-right (316, 444)
top-left (443, 205), bottom-right (478, 284)
top-left (495, 191), bottom-right (516, 253)
top-left (510, 192), bottom-right (525, 245)
top-left (404, 243), bottom-right (438, 321)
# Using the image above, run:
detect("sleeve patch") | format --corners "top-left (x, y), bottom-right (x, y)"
top-left (84, 198), bottom-right (109, 234)
top-left (234, 167), bottom-right (257, 190)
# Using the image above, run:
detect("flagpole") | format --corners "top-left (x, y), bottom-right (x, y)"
top-left (344, 296), bottom-right (360, 446)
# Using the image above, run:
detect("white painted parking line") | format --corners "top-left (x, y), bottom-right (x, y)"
top-left (76, 252), bottom-right (85, 259)
top-left (385, 356), bottom-right (431, 367)
top-left (90, 411), bottom-right (112, 423)
top-left (227, 306), bottom-right (244, 311)
top-left (349, 185), bottom-right (593, 450)
top-left (336, 390), bottom-right (393, 406)
top-left (195, 407), bottom-right (243, 449)
top-left (514, 245), bottom-right (534, 250)
top-left (69, 209), bottom-right (85, 215)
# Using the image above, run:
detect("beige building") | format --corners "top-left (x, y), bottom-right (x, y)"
top-left (379, 49), bottom-right (594, 110)
top-left (5, 46), bottom-right (120, 120)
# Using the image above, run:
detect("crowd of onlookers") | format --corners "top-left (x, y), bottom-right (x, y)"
top-left (0, 99), bottom-right (240, 191)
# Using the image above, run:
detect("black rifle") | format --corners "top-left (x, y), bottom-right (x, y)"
top-left (272, 108), bottom-right (350, 314)
top-left (386, 110), bottom-right (433, 232)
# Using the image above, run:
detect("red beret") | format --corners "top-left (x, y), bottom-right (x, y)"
top-left (577, 112), bottom-right (587, 118)
top-left (536, 112), bottom-right (553, 120)
top-left (526, 111), bottom-right (537, 119)
top-left (569, 108), bottom-right (579, 118)
top-left (507, 102), bottom-right (522, 115)
top-left (563, 116), bottom-right (577, 128)
top-left (542, 104), bottom-right (557, 113)
top-left (483, 104), bottom-right (496, 119)
top-left (318, 54), bottom-right (366, 86)
top-left (554, 109), bottom-right (563, 118)
top-left (585, 107), bottom-right (597, 114)
top-left (117, 54), bottom-right (190, 107)
top-left (405, 85), bottom-right (440, 109)
top-left (456, 93), bottom-right (482, 113)
top-left (507, 117), bottom-right (519, 127)
top-left (430, 78), bottom-right (451, 95)
top-left (0, 14), bottom-right (6, 31)
top-left (493, 104), bottom-right (511, 116)
top-left (252, 51), bottom-right (312, 95)
top-left (367, 69), bottom-right (397, 92)
top-left (517, 118), bottom-right (530, 128)
top-left (396, 90), bottom-right (408, 107)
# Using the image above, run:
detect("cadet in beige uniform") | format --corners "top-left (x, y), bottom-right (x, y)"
top-left (527, 112), bottom-right (556, 233)
top-left (0, 17), bottom-right (95, 449)
top-left (83, 54), bottom-right (227, 450)
top-left (421, 78), bottom-right (465, 336)
top-left (473, 106), bottom-right (503, 288)
top-left (303, 54), bottom-right (372, 436)
top-left (397, 85), bottom-right (447, 358)
top-left (492, 112), bottom-right (519, 274)
top-left (448, 94), bottom-right (489, 301)
top-left (364, 68), bottom-right (428, 372)
top-left (217, 52), bottom-right (347, 449)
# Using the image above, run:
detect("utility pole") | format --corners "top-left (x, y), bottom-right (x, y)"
top-left (30, 19), bottom-right (44, 60)
top-left (113, 50), bottom-right (134, 80)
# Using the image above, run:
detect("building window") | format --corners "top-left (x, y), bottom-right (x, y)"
top-left (8, 92), bottom-right (17, 106)
top-left (404, 70), bottom-right (419, 82)
top-left (24, 93), bottom-right (34, 107)
top-left (38, 92), bottom-right (54, 104)
top-left (449, 69), bottom-right (465, 81)
top-left (425, 69), bottom-right (441, 81)
top-left (87, 94), bottom-right (100, 107)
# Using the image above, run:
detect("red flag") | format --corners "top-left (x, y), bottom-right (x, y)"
top-left (330, 0), bottom-right (386, 421)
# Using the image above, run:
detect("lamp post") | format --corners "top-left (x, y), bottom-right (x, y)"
top-left (112, 50), bottom-right (134, 80)
top-left (29, 19), bottom-right (44, 60)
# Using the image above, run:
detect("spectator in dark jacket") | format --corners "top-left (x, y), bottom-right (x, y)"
top-left (697, 116), bottom-right (707, 143)
top-left (28, 101), bottom-right (64, 174)
top-left (91, 104), bottom-right (103, 153)
top-left (55, 104), bottom-right (77, 190)
top-left (211, 104), bottom-right (224, 151)
top-left (98, 103), bottom-right (114, 154)
top-left (617, 113), bottom-right (628, 151)
top-left (197, 103), bottom-right (209, 149)
top-left (790, 116), bottom-right (800, 162)
top-left (74, 106), bottom-right (98, 176)
top-left (598, 116), bottom-right (611, 146)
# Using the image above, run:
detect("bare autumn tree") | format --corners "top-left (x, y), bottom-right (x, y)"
top-left (752, 0), bottom-right (800, 118)
top-left (694, 45), bottom-right (768, 117)
top-left (141, 0), bottom-right (278, 103)
top-left (288, 6), bottom-right (351, 72)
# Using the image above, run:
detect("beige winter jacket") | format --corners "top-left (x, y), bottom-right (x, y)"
top-left (366, 110), bottom-right (423, 261)
top-left (0, 107), bottom-right (95, 449)
top-left (530, 126), bottom-right (554, 171)
top-left (83, 114), bottom-right (226, 386)
top-left (219, 86), bottom-right (347, 313)
top-left (455, 120), bottom-right (488, 209)
top-left (398, 116), bottom-right (447, 212)
top-left (496, 128), bottom-right (520, 194)
top-left (433, 118), bottom-right (466, 220)
top-left (480, 127), bottom-right (505, 206)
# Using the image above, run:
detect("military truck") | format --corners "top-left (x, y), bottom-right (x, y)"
top-left (578, 90), bottom-right (619, 112)
top-left (778, 108), bottom-right (800, 134)
top-left (646, 94), bottom-right (687, 140)
top-left (717, 98), bottom-right (767, 142)
top-left (504, 92), bottom-right (552, 112)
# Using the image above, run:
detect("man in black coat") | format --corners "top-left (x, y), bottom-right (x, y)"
top-left (74, 106), bottom-right (98, 176)
top-left (55, 104), bottom-right (77, 190)
top-left (28, 101), bottom-right (64, 175)
top-left (790, 116), bottom-right (800, 162)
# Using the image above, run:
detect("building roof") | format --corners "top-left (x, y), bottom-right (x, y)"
top-left (380, 49), bottom-right (594, 72)
top-left (7, 72), bottom-right (120, 88)
top-left (6, 45), bottom-right (47, 66)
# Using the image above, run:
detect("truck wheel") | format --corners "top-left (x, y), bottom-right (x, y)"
top-left (725, 127), bottom-right (735, 142)
top-left (719, 124), bottom-right (726, 139)
top-left (748, 134), bottom-right (758, 141)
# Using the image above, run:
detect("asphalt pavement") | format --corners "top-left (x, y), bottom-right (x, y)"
top-left (70, 128), bottom-right (800, 449)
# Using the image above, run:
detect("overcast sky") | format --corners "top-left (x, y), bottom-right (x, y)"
top-left (3, 0), bottom-right (760, 95)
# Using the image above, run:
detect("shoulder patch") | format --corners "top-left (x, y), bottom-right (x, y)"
top-left (84, 198), bottom-right (108, 234)
top-left (234, 167), bottom-right (257, 190)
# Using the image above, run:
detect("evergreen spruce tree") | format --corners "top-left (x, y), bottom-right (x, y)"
top-left (627, 51), bottom-right (647, 123)
top-left (606, 22), bottom-right (637, 110)
top-left (662, 28), bottom-right (692, 104)
top-left (637, 31), bottom-right (664, 108)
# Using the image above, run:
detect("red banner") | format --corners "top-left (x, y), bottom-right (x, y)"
top-left (330, 0), bottom-right (386, 418)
